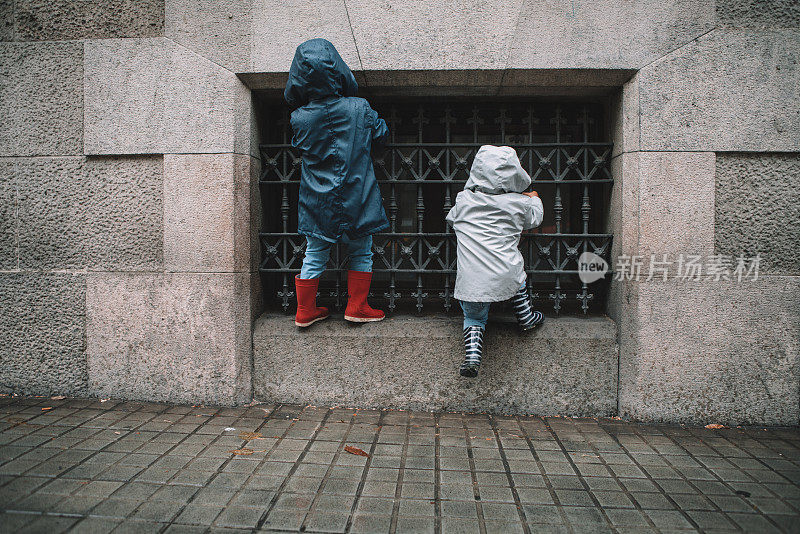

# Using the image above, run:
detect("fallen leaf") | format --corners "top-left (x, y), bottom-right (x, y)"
top-left (705, 424), bottom-right (725, 430)
top-left (239, 431), bottom-right (263, 440)
top-left (224, 427), bottom-right (236, 432)
top-left (41, 407), bottom-right (52, 411)
top-left (50, 396), bottom-right (65, 400)
top-left (229, 448), bottom-right (254, 455)
top-left (344, 445), bottom-right (369, 457)
top-left (100, 398), bottom-right (108, 403)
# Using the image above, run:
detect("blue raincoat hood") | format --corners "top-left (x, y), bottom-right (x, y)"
top-left (284, 39), bottom-right (359, 109)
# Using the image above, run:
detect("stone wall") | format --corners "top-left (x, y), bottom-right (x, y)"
top-left (1, 0), bottom-right (797, 421)
top-left (607, 3), bottom-right (800, 425)
top-left (1, 0), bottom-right (260, 403)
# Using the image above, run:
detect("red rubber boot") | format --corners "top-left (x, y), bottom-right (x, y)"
top-left (294, 275), bottom-right (330, 327)
top-left (344, 270), bottom-right (385, 323)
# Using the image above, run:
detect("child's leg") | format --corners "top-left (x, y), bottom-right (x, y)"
top-left (511, 281), bottom-right (544, 331)
top-left (300, 236), bottom-right (333, 279)
top-left (460, 300), bottom-right (489, 330)
top-left (344, 235), bottom-right (373, 272)
top-left (459, 301), bottom-right (489, 378)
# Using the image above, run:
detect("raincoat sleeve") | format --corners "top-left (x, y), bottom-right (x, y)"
top-left (366, 105), bottom-right (389, 147)
top-left (445, 204), bottom-right (458, 226)
top-left (445, 198), bottom-right (459, 227)
top-left (522, 195), bottom-right (544, 230)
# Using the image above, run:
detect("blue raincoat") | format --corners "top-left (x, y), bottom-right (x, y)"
top-left (284, 38), bottom-right (390, 243)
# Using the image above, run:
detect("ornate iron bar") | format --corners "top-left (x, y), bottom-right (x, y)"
top-left (258, 101), bottom-right (613, 315)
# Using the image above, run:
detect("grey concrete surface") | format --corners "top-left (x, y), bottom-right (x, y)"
top-left (1, 397), bottom-right (798, 533)
top-left (716, 0), bottom-right (800, 28)
top-left (16, 157), bottom-right (87, 269)
top-left (253, 314), bottom-right (618, 417)
top-left (83, 38), bottom-right (252, 156)
top-left (166, 0), bottom-right (250, 72)
top-left (508, 0), bottom-right (715, 69)
top-left (0, 41), bottom-right (83, 156)
top-left (9, 0), bottom-right (164, 41)
top-left (15, 156), bottom-right (163, 271)
top-left (638, 28), bottom-right (800, 152)
top-left (346, 0), bottom-right (524, 71)
top-left (0, 159), bottom-right (16, 271)
top-left (0, 0), bottom-right (13, 41)
top-left (715, 153), bottom-right (800, 275)
top-left (86, 272), bottom-right (254, 406)
top-left (83, 155), bottom-right (164, 271)
top-left (0, 273), bottom-right (87, 396)
top-left (619, 277), bottom-right (800, 427)
top-left (250, 0), bottom-right (361, 74)
top-left (610, 74), bottom-right (640, 159)
top-left (163, 153), bottom-right (258, 273)
top-left (637, 152), bottom-right (716, 262)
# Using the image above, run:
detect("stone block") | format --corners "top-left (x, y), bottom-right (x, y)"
top-left (165, 0), bottom-right (250, 72)
top-left (346, 0), bottom-right (523, 70)
top-left (13, 0), bottom-right (163, 41)
top-left (0, 0), bottom-right (13, 41)
top-left (619, 277), bottom-right (800, 425)
top-left (610, 74), bottom-right (640, 158)
top-left (637, 152), bottom-right (716, 260)
top-left (638, 29), bottom-right (800, 151)
top-left (17, 157), bottom-right (87, 269)
top-left (607, 151), bottom-right (639, 261)
top-left (164, 153), bottom-right (257, 273)
top-left (253, 314), bottom-right (618, 416)
top-left (716, 0), bottom-right (800, 28)
top-left (0, 159), bottom-right (16, 270)
top-left (84, 38), bottom-right (252, 156)
top-left (84, 155), bottom-right (164, 271)
top-left (508, 0), bottom-right (714, 69)
top-left (16, 156), bottom-right (163, 271)
top-left (715, 152), bottom-right (800, 275)
top-left (250, 0), bottom-right (360, 73)
top-left (0, 272), bottom-right (88, 395)
top-left (0, 42), bottom-right (83, 156)
top-left (86, 272), bottom-right (254, 405)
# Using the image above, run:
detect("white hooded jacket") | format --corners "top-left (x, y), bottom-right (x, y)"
top-left (445, 145), bottom-right (544, 302)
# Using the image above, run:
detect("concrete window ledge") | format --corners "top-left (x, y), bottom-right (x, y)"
top-left (253, 313), bottom-right (618, 417)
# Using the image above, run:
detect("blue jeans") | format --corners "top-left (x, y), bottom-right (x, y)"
top-left (460, 282), bottom-right (527, 329)
top-left (460, 301), bottom-right (490, 329)
top-left (299, 235), bottom-right (373, 279)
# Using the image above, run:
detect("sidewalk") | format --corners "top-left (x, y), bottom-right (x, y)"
top-left (0, 397), bottom-right (798, 533)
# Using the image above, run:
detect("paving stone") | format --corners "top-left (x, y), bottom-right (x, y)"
top-left (0, 399), bottom-right (798, 533)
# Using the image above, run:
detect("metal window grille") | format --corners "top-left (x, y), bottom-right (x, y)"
top-left (259, 100), bottom-right (613, 315)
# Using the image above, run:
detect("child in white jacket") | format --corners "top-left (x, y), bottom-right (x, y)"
top-left (445, 145), bottom-right (545, 377)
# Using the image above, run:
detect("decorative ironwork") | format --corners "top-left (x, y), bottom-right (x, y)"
top-left (259, 101), bottom-right (613, 315)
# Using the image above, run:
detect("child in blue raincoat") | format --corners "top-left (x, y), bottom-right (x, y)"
top-left (284, 38), bottom-right (390, 327)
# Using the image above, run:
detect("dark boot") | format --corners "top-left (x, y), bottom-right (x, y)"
top-left (511, 286), bottom-right (544, 331)
top-left (460, 326), bottom-right (485, 378)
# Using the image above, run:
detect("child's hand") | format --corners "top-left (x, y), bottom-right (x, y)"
top-left (522, 191), bottom-right (539, 198)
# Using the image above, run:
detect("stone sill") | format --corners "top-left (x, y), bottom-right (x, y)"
top-left (253, 313), bottom-right (618, 416)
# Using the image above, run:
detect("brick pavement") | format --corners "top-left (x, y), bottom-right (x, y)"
top-left (0, 397), bottom-right (798, 533)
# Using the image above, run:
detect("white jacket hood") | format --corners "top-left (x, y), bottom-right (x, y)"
top-left (464, 145), bottom-right (531, 194)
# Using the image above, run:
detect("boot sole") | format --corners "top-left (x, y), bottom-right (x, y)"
top-left (460, 367), bottom-right (479, 378)
top-left (520, 318), bottom-right (545, 332)
top-left (295, 315), bottom-right (330, 327)
top-left (344, 315), bottom-right (385, 323)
